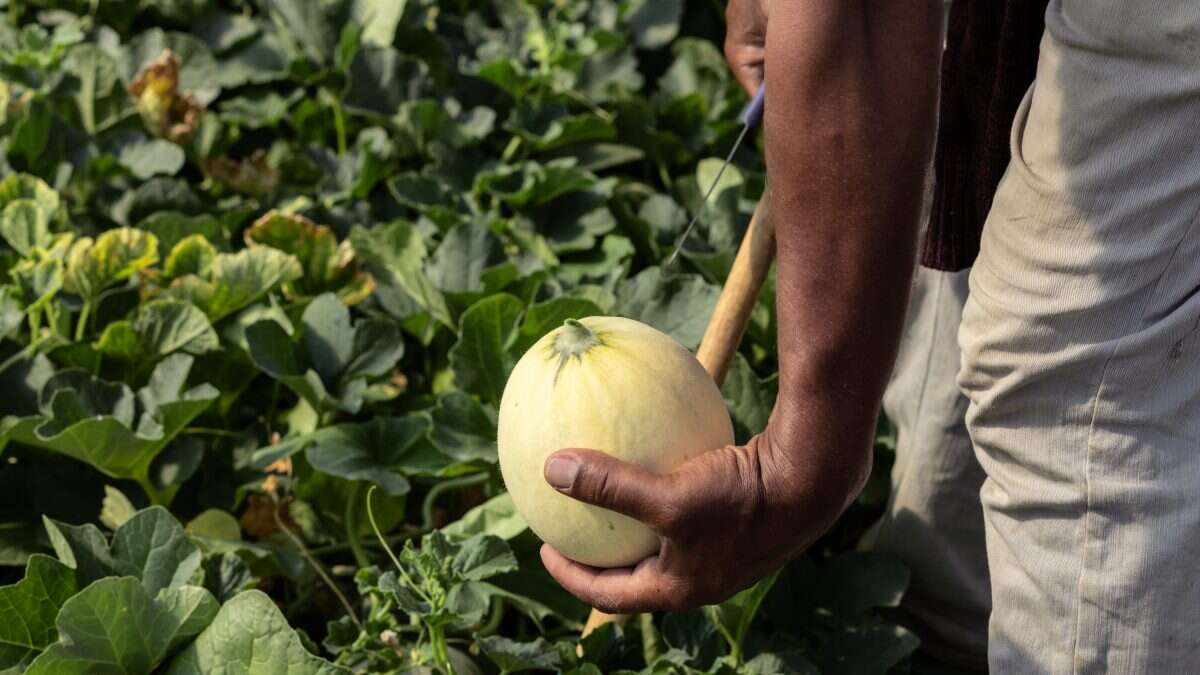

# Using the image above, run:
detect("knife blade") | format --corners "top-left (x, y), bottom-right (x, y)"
top-left (666, 83), bottom-right (765, 267)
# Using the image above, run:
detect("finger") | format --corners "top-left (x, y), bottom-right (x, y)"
top-left (724, 45), bottom-right (765, 96)
top-left (540, 544), bottom-right (682, 614)
top-left (544, 448), bottom-right (674, 529)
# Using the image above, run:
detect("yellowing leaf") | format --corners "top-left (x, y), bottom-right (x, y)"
top-left (127, 49), bottom-right (203, 144)
top-left (202, 150), bottom-right (280, 196)
top-left (244, 211), bottom-right (372, 305)
top-left (64, 228), bottom-right (159, 301)
top-left (163, 234), bottom-right (217, 278)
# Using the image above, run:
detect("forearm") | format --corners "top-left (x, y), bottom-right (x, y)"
top-left (761, 3), bottom-right (943, 505)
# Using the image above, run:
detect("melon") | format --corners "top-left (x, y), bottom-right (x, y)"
top-left (497, 316), bottom-right (734, 567)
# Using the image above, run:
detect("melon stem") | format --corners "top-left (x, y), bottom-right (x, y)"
top-left (555, 319), bottom-right (601, 357)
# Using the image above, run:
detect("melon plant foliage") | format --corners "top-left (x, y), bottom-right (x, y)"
top-left (0, 1), bottom-right (924, 673)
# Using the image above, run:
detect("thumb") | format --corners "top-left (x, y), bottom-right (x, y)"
top-left (544, 449), bottom-right (672, 529)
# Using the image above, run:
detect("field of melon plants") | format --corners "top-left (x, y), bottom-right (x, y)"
top-left (0, 1), bottom-right (941, 673)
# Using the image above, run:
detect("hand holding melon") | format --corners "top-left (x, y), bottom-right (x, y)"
top-left (497, 316), bottom-right (734, 568)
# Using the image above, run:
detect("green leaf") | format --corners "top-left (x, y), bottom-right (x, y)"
top-left (304, 416), bottom-right (432, 496)
top-left (259, 0), bottom-right (340, 68)
top-left (614, 267), bottom-right (720, 349)
top-left (441, 493), bottom-right (527, 541)
top-left (452, 534), bottom-right (518, 581)
top-left (165, 590), bottom-right (350, 674)
top-left (195, 10), bottom-right (260, 54)
top-left (0, 286), bottom-right (22, 340)
top-left (350, 221), bottom-right (453, 328)
top-left (26, 578), bottom-right (218, 675)
top-left (245, 293), bottom-right (404, 414)
top-left (109, 506), bottom-right (204, 596)
top-left (2, 354), bottom-right (217, 482)
top-left (428, 220), bottom-right (507, 295)
top-left (721, 354), bottom-right (778, 444)
top-left (117, 136), bottom-right (187, 179)
top-left (429, 392), bottom-right (498, 463)
top-left (10, 258), bottom-right (63, 312)
top-left (477, 636), bottom-right (565, 673)
top-left (185, 509), bottom-right (242, 542)
top-left (512, 296), bottom-right (603, 354)
top-left (810, 621), bottom-right (920, 675)
top-left (63, 228), bottom-right (159, 301)
top-left (199, 553), bottom-right (256, 604)
top-left (351, 0), bottom-right (407, 47)
top-left (131, 299), bottom-right (220, 358)
top-left (0, 555), bottom-right (77, 672)
top-left (345, 46), bottom-right (428, 118)
top-left (706, 568), bottom-right (780, 659)
top-left (813, 553), bottom-right (911, 619)
top-left (449, 294), bottom-right (523, 405)
top-left (136, 212), bottom-right (227, 253)
top-left (625, 0), bottom-right (684, 49)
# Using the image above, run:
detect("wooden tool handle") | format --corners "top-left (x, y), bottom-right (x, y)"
top-left (580, 192), bottom-right (776, 638)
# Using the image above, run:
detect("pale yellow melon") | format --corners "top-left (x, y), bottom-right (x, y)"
top-left (497, 316), bottom-right (734, 568)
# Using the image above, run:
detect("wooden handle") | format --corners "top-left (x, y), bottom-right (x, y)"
top-left (695, 194), bottom-right (776, 383)
top-left (580, 192), bottom-right (776, 639)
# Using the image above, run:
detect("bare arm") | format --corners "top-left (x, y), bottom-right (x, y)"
top-left (763, 1), bottom-right (943, 515)
top-left (539, 2), bottom-right (944, 612)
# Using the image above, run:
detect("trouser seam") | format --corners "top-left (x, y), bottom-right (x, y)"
top-left (1069, 202), bottom-right (1200, 674)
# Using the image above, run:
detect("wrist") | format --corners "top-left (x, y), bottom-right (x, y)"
top-left (755, 403), bottom-right (875, 526)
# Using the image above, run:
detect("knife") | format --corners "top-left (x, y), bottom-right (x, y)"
top-left (665, 83), bottom-right (765, 267)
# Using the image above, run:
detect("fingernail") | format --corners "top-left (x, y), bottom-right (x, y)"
top-left (545, 456), bottom-right (579, 490)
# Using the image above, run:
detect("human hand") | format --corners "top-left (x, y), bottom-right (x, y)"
top-left (724, 0), bottom-right (769, 95)
top-left (539, 426), bottom-right (868, 614)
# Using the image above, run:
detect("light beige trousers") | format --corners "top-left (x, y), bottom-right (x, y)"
top-left (877, 1), bottom-right (1200, 672)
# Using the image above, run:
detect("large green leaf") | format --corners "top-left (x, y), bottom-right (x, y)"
top-left (0, 555), bottom-right (77, 673)
top-left (477, 636), bottom-right (564, 673)
top-left (428, 220), bottom-right (507, 295)
top-left (721, 354), bottom-right (778, 444)
top-left (25, 578), bottom-right (217, 675)
top-left (449, 294), bottom-right (523, 405)
top-left (350, 221), bottom-right (453, 328)
top-left (165, 590), bottom-right (350, 675)
top-left (44, 506), bottom-right (203, 596)
top-left (304, 416), bottom-right (432, 496)
top-left (63, 228), bottom-right (159, 301)
top-left (97, 299), bottom-right (219, 361)
top-left (429, 391), bottom-right (498, 463)
top-left (441, 493), bottom-right (527, 541)
top-left (614, 267), bottom-right (720, 349)
top-left (0, 355), bottom-right (218, 483)
top-left (245, 293), bottom-right (404, 414)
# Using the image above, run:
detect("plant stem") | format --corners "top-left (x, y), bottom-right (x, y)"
top-left (429, 623), bottom-right (454, 675)
top-left (420, 472), bottom-right (490, 531)
top-left (308, 528), bottom-right (425, 557)
top-left (137, 476), bottom-right (165, 506)
top-left (344, 481), bottom-right (371, 568)
top-left (275, 499), bottom-right (365, 632)
top-left (640, 612), bottom-right (663, 664)
top-left (74, 301), bottom-right (91, 342)
top-left (0, 345), bottom-right (34, 378)
top-left (328, 89), bottom-right (348, 156)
